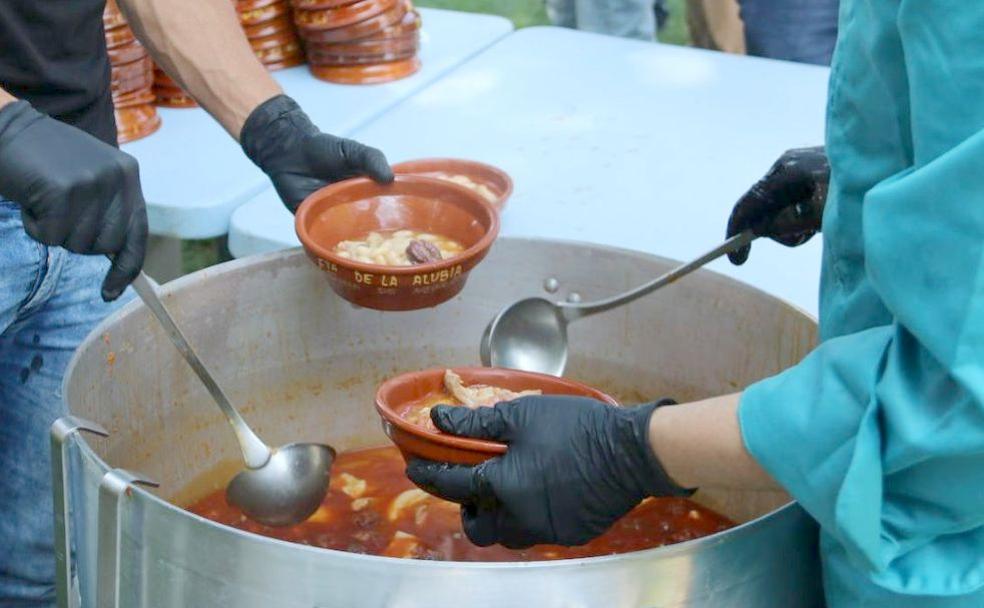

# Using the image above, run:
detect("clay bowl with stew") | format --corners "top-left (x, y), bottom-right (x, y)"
top-left (375, 367), bottom-right (619, 465)
top-left (295, 175), bottom-right (499, 310)
top-left (393, 158), bottom-right (513, 211)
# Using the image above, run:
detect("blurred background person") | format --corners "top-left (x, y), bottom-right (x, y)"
top-left (545, 0), bottom-right (668, 41)
top-left (738, 0), bottom-right (839, 65)
top-left (686, 0), bottom-right (838, 66)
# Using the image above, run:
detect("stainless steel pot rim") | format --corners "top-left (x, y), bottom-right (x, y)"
top-left (76, 436), bottom-right (801, 569)
top-left (62, 235), bottom-right (817, 397)
top-left (65, 238), bottom-right (816, 569)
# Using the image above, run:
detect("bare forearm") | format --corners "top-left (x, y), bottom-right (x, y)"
top-left (649, 393), bottom-right (780, 491)
top-left (0, 88), bottom-right (15, 108)
top-left (116, 0), bottom-right (282, 138)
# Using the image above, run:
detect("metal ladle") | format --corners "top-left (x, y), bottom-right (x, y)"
top-left (130, 271), bottom-right (335, 527)
top-left (480, 231), bottom-right (756, 376)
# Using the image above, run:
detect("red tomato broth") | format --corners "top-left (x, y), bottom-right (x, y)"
top-left (395, 389), bottom-right (457, 432)
top-left (186, 446), bottom-right (734, 561)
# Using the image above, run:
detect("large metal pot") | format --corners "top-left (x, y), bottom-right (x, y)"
top-left (59, 238), bottom-right (822, 608)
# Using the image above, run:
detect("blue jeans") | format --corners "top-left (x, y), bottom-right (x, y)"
top-left (739, 0), bottom-right (840, 65)
top-left (0, 200), bottom-right (129, 607)
top-left (546, 0), bottom-right (660, 41)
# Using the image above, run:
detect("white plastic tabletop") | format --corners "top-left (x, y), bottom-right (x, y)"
top-left (228, 26), bottom-right (830, 314)
top-left (123, 8), bottom-right (513, 239)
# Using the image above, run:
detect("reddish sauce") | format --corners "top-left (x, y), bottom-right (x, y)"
top-left (396, 389), bottom-right (456, 432)
top-left (187, 446), bottom-right (733, 561)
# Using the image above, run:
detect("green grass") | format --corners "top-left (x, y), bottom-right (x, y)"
top-left (415, 0), bottom-right (691, 44)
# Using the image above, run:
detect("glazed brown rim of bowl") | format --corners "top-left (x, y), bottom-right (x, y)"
top-left (296, 0), bottom-right (405, 42)
top-left (115, 105), bottom-right (162, 144)
top-left (242, 13), bottom-right (294, 38)
top-left (103, 0), bottom-right (126, 28)
top-left (239, 1), bottom-right (289, 25)
top-left (105, 25), bottom-right (136, 49)
top-left (237, 0), bottom-right (285, 11)
top-left (306, 47), bottom-right (416, 67)
top-left (375, 367), bottom-right (620, 457)
top-left (252, 38), bottom-right (303, 59)
top-left (304, 34), bottom-right (418, 59)
top-left (263, 55), bottom-right (307, 71)
top-left (294, 174), bottom-right (499, 277)
top-left (107, 39), bottom-right (148, 66)
top-left (293, 0), bottom-right (396, 30)
top-left (308, 56), bottom-right (419, 84)
top-left (250, 29), bottom-right (301, 51)
top-left (113, 86), bottom-right (156, 108)
top-left (291, 0), bottom-right (362, 10)
top-left (392, 158), bottom-right (514, 211)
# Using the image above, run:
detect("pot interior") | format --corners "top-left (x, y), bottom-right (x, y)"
top-left (65, 238), bottom-right (816, 529)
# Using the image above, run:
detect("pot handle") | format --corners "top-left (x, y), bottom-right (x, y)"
top-left (51, 416), bottom-right (110, 608)
top-left (97, 468), bottom-right (159, 608)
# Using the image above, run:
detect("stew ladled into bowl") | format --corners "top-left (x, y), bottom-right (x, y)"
top-left (334, 230), bottom-right (464, 266)
top-left (398, 369), bottom-right (541, 431)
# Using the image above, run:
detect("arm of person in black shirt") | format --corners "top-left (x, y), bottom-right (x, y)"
top-left (116, 0), bottom-right (393, 212)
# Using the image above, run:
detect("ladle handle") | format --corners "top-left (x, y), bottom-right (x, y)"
top-left (560, 230), bottom-right (757, 321)
top-left (130, 272), bottom-right (271, 469)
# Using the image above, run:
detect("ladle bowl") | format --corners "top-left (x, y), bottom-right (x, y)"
top-left (227, 443), bottom-right (336, 526)
top-left (481, 232), bottom-right (756, 375)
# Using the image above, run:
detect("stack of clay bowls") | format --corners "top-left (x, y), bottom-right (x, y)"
top-left (237, 0), bottom-right (306, 70)
top-left (104, 0), bottom-right (161, 143)
top-left (152, 67), bottom-right (197, 108)
top-left (291, 0), bottom-right (421, 84)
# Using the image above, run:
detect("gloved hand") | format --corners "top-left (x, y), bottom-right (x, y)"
top-left (240, 94), bottom-right (393, 212)
top-left (406, 396), bottom-right (691, 549)
top-left (726, 146), bottom-right (830, 265)
top-left (0, 100), bottom-right (147, 301)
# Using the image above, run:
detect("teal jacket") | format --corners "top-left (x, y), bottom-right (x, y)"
top-left (739, 1), bottom-right (984, 606)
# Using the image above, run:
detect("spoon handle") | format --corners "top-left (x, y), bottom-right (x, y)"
top-left (561, 230), bottom-right (756, 321)
top-left (130, 272), bottom-right (272, 469)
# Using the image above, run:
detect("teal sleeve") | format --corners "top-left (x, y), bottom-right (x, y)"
top-left (741, 3), bottom-right (984, 596)
top-left (740, 325), bottom-right (984, 596)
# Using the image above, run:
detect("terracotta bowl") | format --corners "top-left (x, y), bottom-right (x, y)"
top-left (293, 0), bottom-right (395, 29)
top-left (115, 103), bottom-right (161, 144)
top-left (105, 25), bottom-right (136, 49)
top-left (253, 39), bottom-right (304, 63)
top-left (295, 175), bottom-right (499, 310)
top-left (291, 0), bottom-right (359, 9)
top-left (305, 34), bottom-right (418, 63)
top-left (238, 1), bottom-right (288, 26)
top-left (107, 39), bottom-right (147, 65)
top-left (297, 0), bottom-right (406, 42)
top-left (307, 46), bottom-right (416, 67)
top-left (393, 158), bottom-right (513, 211)
top-left (243, 13), bottom-right (293, 38)
top-left (375, 367), bottom-right (620, 465)
top-left (238, 0), bottom-right (284, 10)
top-left (309, 57), bottom-right (419, 83)
top-left (263, 55), bottom-right (307, 71)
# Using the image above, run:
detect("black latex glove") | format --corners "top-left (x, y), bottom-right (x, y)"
top-left (240, 94), bottom-right (393, 213)
top-left (726, 146), bottom-right (830, 265)
top-left (0, 101), bottom-right (147, 301)
top-left (406, 396), bottom-right (691, 549)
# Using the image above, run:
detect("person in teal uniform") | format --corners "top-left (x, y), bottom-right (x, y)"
top-left (407, 1), bottom-right (984, 605)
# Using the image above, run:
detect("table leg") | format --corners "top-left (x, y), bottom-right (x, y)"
top-left (143, 235), bottom-right (184, 284)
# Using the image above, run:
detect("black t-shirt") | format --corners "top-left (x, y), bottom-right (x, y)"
top-left (0, 0), bottom-right (117, 146)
